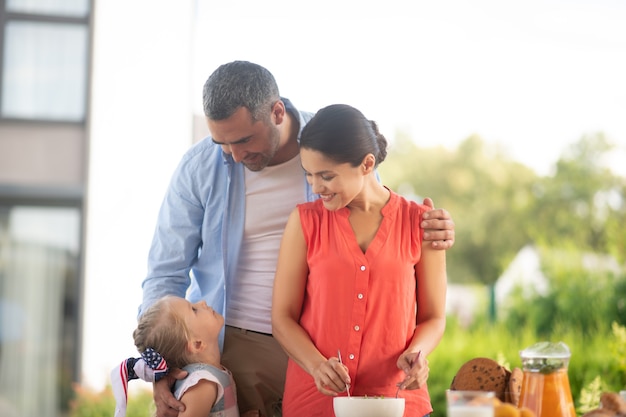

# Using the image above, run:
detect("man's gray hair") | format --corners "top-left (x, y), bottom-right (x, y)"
top-left (203, 61), bottom-right (280, 122)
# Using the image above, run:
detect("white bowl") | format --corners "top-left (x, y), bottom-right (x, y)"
top-left (333, 396), bottom-right (405, 417)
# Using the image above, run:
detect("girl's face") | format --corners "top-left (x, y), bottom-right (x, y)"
top-left (169, 297), bottom-right (224, 343)
top-left (301, 148), bottom-right (365, 211)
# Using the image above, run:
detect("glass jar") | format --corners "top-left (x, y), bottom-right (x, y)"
top-left (518, 341), bottom-right (576, 417)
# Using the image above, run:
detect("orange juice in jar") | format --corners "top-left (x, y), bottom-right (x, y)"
top-left (518, 341), bottom-right (576, 417)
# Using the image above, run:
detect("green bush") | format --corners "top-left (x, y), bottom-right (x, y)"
top-left (501, 247), bottom-right (626, 338)
top-left (69, 384), bottom-right (154, 417)
top-left (427, 318), bottom-right (626, 416)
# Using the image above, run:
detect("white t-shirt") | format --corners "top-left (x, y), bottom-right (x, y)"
top-left (226, 154), bottom-right (305, 334)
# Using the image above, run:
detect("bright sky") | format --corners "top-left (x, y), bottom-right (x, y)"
top-left (193, 0), bottom-right (626, 177)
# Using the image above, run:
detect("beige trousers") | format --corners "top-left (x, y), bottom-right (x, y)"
top-left (222, 326), bottom-right (288, 417)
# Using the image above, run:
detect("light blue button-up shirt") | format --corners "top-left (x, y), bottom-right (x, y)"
top-left (139, 99), bottom-right (316, 342)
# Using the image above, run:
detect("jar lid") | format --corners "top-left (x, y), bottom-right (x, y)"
top-left (520, 341), bottom-right (571, 359)
top-left (520, 341), bottom-right (571, 373)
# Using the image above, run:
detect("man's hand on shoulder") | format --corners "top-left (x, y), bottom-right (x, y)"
top-left (421, 197), bottom-right (455, 249)
top-left (154, 368), bottom-right (188, 417)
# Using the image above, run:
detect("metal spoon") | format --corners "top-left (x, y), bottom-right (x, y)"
top-left (337, 349), bottom-right (351, 397)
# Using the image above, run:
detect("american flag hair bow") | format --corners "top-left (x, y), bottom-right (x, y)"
top-left (111, 348), bottom-right (169, 417)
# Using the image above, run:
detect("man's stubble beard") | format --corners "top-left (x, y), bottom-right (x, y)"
top-left (242, 125), bottom-right (281, 172)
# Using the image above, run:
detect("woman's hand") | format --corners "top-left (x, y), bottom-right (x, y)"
top-left (396, 351), bottom-right (429, 390)
top-left (311, 357), bottom-right (351, 396)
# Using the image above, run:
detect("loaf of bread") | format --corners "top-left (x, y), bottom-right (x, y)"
top-left (580, 391), bottom-right (626, 417)
top-left (507, 367), bottom-right (523, 407)
top-left (600, 392), bottom-right (626, 415)
top-left (450, 357), bottom-right (510, 401)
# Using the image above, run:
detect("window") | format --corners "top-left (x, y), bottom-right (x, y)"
top-left (6, 0), bottom-right (89, 16)
top-left (0, 204), bottom-right (82, 416)
top-left (1, 0), bottom-right (91, 122)
top-left (0, 2), bottom-right (91, 415)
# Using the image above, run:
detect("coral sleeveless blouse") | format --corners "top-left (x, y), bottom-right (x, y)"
top-left (282, 190), bottom-right (432, 417)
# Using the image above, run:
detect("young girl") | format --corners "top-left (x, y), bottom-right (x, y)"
top-left (112, 295), bottom-right (239, 417)
top-left (271, 104), bottom-right (448, 417)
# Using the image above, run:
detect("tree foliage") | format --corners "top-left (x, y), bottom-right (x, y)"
top-left (380, 131), bottom-right (625, 286)
top-left (380, 133), bottom-right (536, 285)
top-left (528, 134), bottom-right (626, 262)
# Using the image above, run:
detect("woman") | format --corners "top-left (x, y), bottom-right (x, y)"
top-left (271, 104), bottom-right (447, 417)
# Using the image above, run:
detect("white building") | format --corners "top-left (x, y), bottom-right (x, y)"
top-left (0, 1), bottom-right (197, 414)
top-left (495, 244), bottom-right (623, 314)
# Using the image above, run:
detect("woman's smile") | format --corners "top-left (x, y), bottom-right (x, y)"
top-left (319, 193), bottom-right (335, 202)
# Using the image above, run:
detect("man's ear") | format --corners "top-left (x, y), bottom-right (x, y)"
top-left (271, 100), bottom-right (286, 125)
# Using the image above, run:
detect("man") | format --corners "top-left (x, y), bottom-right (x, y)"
top-left (140, 61), bottom-right (455, 417)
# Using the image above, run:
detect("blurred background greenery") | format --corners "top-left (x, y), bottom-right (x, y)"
top-left (382, 131), bottom-right (626, 415)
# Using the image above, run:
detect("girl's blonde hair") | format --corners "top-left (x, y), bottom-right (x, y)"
top-left (133, 296), bottom-right (192, 369)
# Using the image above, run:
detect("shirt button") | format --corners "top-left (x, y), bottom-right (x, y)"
top-left (357, 293), bottom-right (364, 299)
top-left (360, 265), bottom-right (366, 271)
top-left (354, 325), bottom-right (360, 331)
top-left (349, 354), bottom-right (355, 360)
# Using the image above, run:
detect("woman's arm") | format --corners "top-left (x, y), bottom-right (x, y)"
top-left (271, 209), bottom-right (349, 396)
top-left (397, 240), bottom-right (448, 389)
